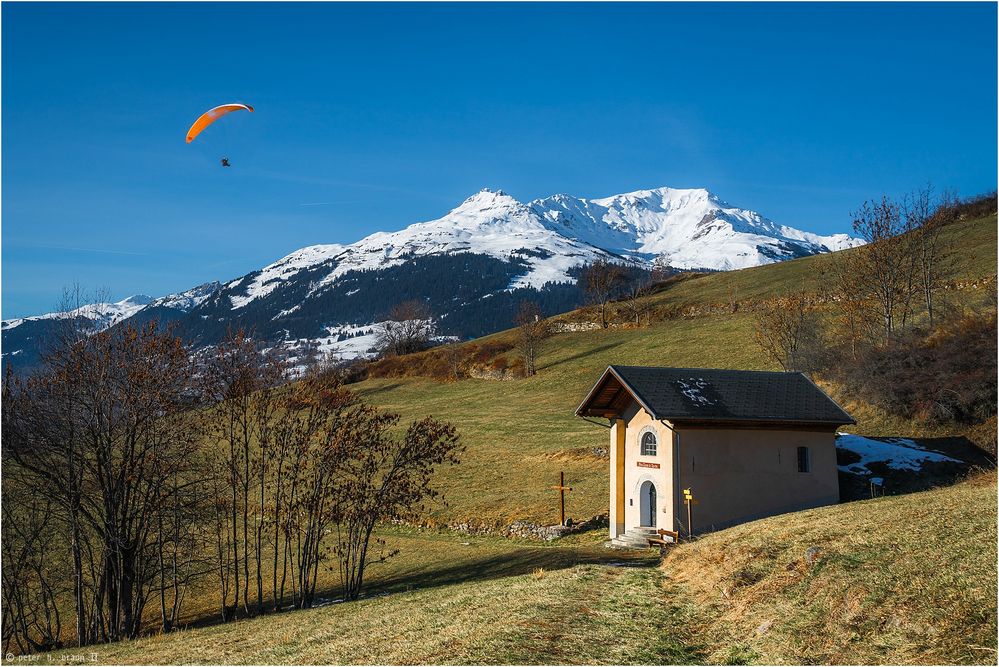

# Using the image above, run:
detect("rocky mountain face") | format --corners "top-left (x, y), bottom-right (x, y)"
top-left (2, 186), bottom-right (862, 373)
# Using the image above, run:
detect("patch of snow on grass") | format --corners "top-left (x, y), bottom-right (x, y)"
top-left (836, 432), bottom-right (962, 475)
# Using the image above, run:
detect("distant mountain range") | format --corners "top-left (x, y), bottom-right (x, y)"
top-left (2, 186), bottom-right (863, 373)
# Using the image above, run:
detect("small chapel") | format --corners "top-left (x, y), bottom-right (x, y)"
top-left (575, 365), bottom-right (855, 546)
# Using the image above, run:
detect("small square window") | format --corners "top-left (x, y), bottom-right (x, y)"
top-left (797, 446), bottom-right (810, 473)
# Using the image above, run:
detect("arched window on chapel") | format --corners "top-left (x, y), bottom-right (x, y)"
top-left (640, 430), bottom-right (657, 456)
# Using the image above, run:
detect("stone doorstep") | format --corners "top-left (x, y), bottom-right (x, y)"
top-left (610, 526), bottom-right (677, 550)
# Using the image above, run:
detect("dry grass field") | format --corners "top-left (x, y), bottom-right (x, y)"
top-left (44, 473), bottom-right (996, 665)
top-left (30, 211), bottom-right (999, 665)
top-left (663, 471), bottom-right (998, 665)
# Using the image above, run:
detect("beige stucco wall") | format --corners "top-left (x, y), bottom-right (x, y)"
top-left (621, 404), bottom-right (674, 532)
top-left (673, 427), bottom-right (839, 532)
top-left (607, 397), bottom-right (840, 538)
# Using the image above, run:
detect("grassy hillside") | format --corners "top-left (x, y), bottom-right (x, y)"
top-left (46, 473), bottom-right (996, 665)
top-left (664, 471), bottom-right (998, 665)
top-left (357, 312), bottom-right (768, 528)
top-left (351, 212), bottom-right (997, 529)
top-left (32, 526), bottom-right (659, 652)
top-left (631, 211), bottom-right (997, 312)
top-left (25, 211), bottom-right (998, 664)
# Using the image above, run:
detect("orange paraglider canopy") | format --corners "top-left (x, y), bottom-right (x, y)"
top-left (186, 103), bottom-right (254, 143)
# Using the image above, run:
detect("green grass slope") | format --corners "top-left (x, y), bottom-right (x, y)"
top-left (44, 563), bottom-right (689, 665)
top-left (355, 213), bottom-right (997, 529)
top-left (46, 473), bottom-right (996, 665)
top-left (358, 313), bottom-right (769, 528)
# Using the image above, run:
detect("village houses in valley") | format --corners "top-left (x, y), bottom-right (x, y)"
top-left (577, 366), bottom-right (856, 547)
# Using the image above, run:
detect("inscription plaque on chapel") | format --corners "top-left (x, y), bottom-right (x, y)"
top-left (637, 462), bottom-right (660, 469)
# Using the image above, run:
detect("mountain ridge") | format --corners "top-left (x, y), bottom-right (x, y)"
top-left (2, 185), bottom-right (863, 372)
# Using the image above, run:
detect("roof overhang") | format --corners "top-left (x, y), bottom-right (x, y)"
top-left (575, 365), bottom-right (658, 419)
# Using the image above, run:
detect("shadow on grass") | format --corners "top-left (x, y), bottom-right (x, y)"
top-left (541, 341), bottom-right (625, 371)
top-left (354, 381), bottom-right (405, 398)
top-left (170, 538), bottom-right (657, 636)
top-left (360, 544), bottom-right (657, 597)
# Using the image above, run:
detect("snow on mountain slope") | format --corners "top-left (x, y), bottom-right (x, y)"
top-left (2, 294), bottom-right (154, 332)
top-left (533, 187), bottom-right (864, 271)
top-left (225, 189), bottom-right (618, 311)
top-left (3, 282), bottom-right (223, 333)
top-left (149, 282), bottom-right (222, 312)
top-left (777, 225), bottom-right (862, 253)
top-left (4, 185), bottom-right (864, 374)
top-left (219, 186), bottom-right (863, 312)
top-left (306, 188), bottom-right (619, 292)
top-left (228, 246), bottom-right (346, 309)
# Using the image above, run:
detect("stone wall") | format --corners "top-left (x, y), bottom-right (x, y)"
top-left (503, 513), bottom-right (609, 541)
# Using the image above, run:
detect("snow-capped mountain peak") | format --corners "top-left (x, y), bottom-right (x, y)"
top-left (531, 186), bottom-right (862, 270)
top-left (442, 188), bottom-right (534, 228)
top-left (210, 185), bottom-right (862, 314)
top-left (3, 184), bottom-right (864, 373)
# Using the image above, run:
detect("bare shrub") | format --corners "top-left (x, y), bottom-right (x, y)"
top-left (833, 312), bottom-right (997, 426)
top-left (375, 300), bottom-right (437, 357)
top-left (753, 293), bottom-right (822, 372)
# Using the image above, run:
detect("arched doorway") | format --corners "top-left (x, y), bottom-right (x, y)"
top-left (639, 480), bottom-right (657, 527)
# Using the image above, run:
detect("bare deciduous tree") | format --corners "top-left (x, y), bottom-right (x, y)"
top-left (376, 301), bottom-right (436, 357)
top-left (906, 184), bottom-right (951, 329)
top-left (581, 259), bottom-right (627, 328)
top-left (200, 330), bottom-right (289, 620)
top-left (649, 254), bottom-right (675, 285)
top-left (753, 292), bottom-right (819, 372)
top-left (200, 330), bottom-right (258, 620)
top-left (441, 341), bottom-right (463, 381)
top-left (618, 268), bottom-right (659, 326)
top-left (333, 415), bottom-right (462, 601)
top-left (849, 195), bottom-right (921, 345)
top-left (826, 256), bottom-right (878, 361)
top-left (4, 321), bottom-right (201, 645)
top-left (514, 301), bottom-right (551, 377)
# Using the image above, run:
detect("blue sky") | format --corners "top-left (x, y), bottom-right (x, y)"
top-left (3, 2), bottom-right (996, 318)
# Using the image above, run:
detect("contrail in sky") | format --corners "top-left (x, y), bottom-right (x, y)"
top-left (23, 244), bottom-right (148, 256)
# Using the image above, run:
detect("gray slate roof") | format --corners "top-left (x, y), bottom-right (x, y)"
top-left (577, 365), bottom-right (855, 425)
